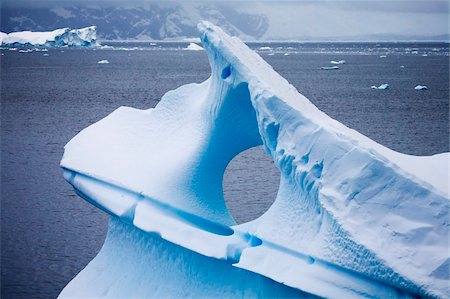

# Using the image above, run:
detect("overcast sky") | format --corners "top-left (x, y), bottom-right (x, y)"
top-left (2, 0), bottom-right (449, 39)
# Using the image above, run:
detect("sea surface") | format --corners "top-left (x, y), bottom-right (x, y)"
top-left (1, 42), bottom-right (449, 299)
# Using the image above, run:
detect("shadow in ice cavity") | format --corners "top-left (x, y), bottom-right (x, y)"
top-left (223, 146), bottom-right (280, 224)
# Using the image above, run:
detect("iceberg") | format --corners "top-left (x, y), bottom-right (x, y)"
top-left (371, 83), bottom-right (390, 89)
top-left (321, 66), bottom-right (339, 70)
top-left (184, 42), bottom-right (203, 51)
top-left (415, 85), bottom-right (428, 90)
top-left (1, 26), bottom-right (97, 47)
top-left (60, 21), bottom-right (449, 298)
top-left (330, 60), bottom-right (346, 65)
top-left (0, 32), bottom-right (7, 44)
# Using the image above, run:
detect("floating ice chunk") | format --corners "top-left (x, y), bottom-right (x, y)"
top-left (150, 42), bottom-right (157, 46)
top-left (400, 65), bottom-right (405, 68)
top-left (259, 46), bottom-right (272, 50)
top-left (60, 21), bottom-right (449, 299)
top-left (284, 53), bottom-right (289, 56)
top-left (97, 60), bottom-right (109, 64)
top-left (43, 53), bottom-right (49, 56)
top-left (371, 83), bottom-right (389, 89)
top-left (18, 49), bottom-right (33, 53)
top-left (414, 85), bottom-right (428, 90)
top-left (320, 66), bottom-right (339, 70)
top-left (422, 54), bottom-right (428, 57)
top-left (1, 26), bottom-right (97, 47)
top-left (379, 55), bottom-right (387, 58)
top-left (330, 60), bottom-right (346, 65)
top-left (0, 32), bottom-right (7, 44)
top-left (184, 42), bottom-right (203, 51)
top-left (267, 53), bottom-right (275, 56)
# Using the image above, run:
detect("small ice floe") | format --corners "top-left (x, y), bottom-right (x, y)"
top-left (19, 49), bottom-right (33, 53)
top-left (184, 43), bottom-right (203, 51)
top-left (411, 50), bottom-right (418, 54)
top-left (379, 55), bottom-right (387, 58)
top-left (100, 45), bottom-right (114, 49)
top-left (267, 53), bottom-right (275, 56)
top-left (259, 46), bottom-right (272, 50)
top-left (422, 54), bottom-right (428, 57)
top-left (97, 59), bottom-right (109, 64)
top-left (321, 66), bottom-right (339, 70)
top-left (43, 53), bottom-right (49, 56)
top-left (150, 42), bottom-right (157, 46)
top-left (371, 84), bottom-right (389, 90)
top-left (432, 48), bottom-right (439, 52)
top-left (330, 60), bottom-right (346, 65)
top-left (414, 85), bottom-right (427, 90)
top-left (8, 48), bottom-right (17, 51)
top-left (34, 48), bottom-right (48, 52)
top-left (400, 65), bottom-right (405, 68)
top-left (284, 53), bottom-right (290, 56)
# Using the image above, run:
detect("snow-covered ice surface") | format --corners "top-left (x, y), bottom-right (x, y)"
top-left (1, 26), bottom-right (97, 47)
top-left (60, 21), bottom-right (449, 298)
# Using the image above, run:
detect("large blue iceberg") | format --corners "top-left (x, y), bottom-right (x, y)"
top-left (1, 26), bottom-right (97, 47)
top-left (59, 21), bottom-right (449, 298)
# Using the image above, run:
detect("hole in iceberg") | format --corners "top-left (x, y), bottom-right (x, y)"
top-left (221, 65), bottom-right (231, 79)
top-left (223, 146), bottom-right (280, 224)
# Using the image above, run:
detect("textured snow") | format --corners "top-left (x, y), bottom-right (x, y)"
top-left (1, 26), bottom-right (97, 47)
top-left (60, 21), bottom-right (449, 299)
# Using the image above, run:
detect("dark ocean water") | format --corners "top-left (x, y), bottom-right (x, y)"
top-left (1, 42), bottom-right (449, 299)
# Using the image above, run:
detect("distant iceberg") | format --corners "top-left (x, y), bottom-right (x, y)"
top-left (415, 85), bottom-right (428, 90)
top-left (321, 66), bottom-right (339, 70)
top-left (97, 60), bottom-right (109, 64)
top-left (60, 21), bottom-right (449, 299)
top-left (330, 60), bottom-right (346, 65)
top-left (371, 83), bottom-right (389, 89)
top-left (184, 42), bottom-right (203, 51)
top-left (0, 32), bottom-right (7, 44)
top-left (1, 26), bottom-right (98, 47)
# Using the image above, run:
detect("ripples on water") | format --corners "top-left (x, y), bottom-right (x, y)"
top-left (1, 42), bottom-right (448, 298)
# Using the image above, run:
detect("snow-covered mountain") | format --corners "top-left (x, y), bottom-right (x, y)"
top-left (0, 3), bottom-right (269, 41)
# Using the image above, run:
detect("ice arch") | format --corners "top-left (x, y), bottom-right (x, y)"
top-left (223, 146), bottom-right (280, 224)
top-left (60, 21), bottom-right (449, 298)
